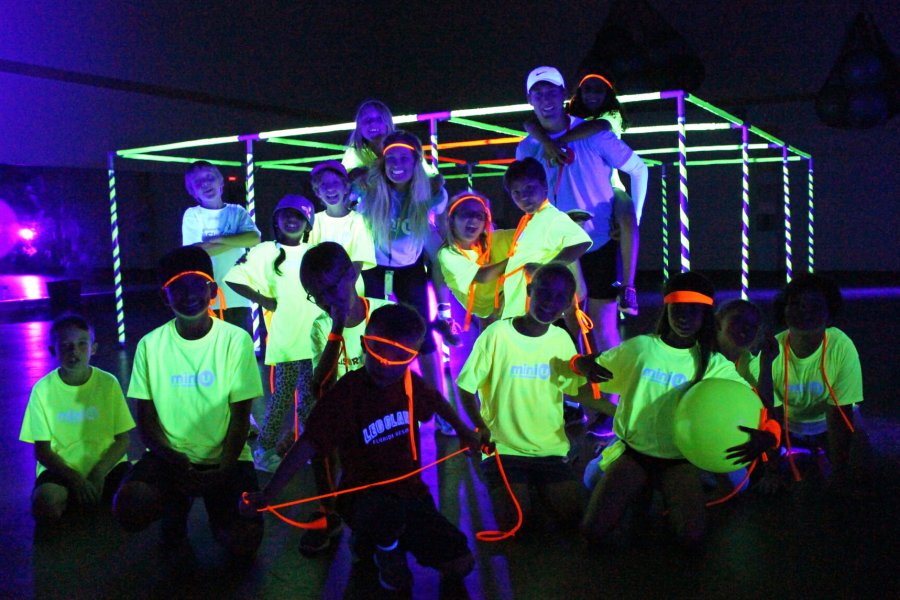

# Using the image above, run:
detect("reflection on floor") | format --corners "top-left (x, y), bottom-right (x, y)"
top-left (2, 280), bottom-right (898, 599)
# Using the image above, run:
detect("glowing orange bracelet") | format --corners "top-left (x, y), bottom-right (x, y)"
top-left (569, 354), bottom-right (584, 376)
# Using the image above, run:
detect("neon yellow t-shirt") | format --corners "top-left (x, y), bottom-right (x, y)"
top-left (597, 335), bottom-right (751, 459)
top-left (310, 297), bottom-right (393, 380)
top-left (309, 211), bottom-right (376, 296)
top-left (456, 319), bottom-right (584, 458)
top-left (438, 229), bottom-right (514, 319)
top-left (501, 204), bottom-right (591, 319)
top-left (748, 327), bottom-right (862, 427)
top-left (127, 319), bottom-right (263, 464)
top-left (224, 241), bottom-right (323, 364)
top-left (20, 367), bottom-right (134, 477)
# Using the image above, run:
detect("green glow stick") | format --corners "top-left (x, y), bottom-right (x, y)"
top-left (266, 138), bottom-right (348, 151)
top-left (117, 153), bottom-right (242, 166)
top-left (448, 117), bottom-right (526, 137)
top-left (118, 135), bottom-right (240, 155)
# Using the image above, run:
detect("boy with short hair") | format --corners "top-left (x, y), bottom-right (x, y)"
top-left (20, 314), bottom-right (134, 524)
top-left (181, 160), bottom-right (261, 332)
top-left (242, 303), bottom-right (480, 592)
top-left (500, 158), bottom-right (592, 320)
top-left (516, 66), bottom-right (648, 339)
top-left (112, 246), bottom-right (264, 558)
top-left (458, 263), bottom-right (612, 529)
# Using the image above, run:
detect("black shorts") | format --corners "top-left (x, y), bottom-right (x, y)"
top-left (120, 451), bottom-right (262, 528)
top-left (623, 445), bottom-right (693, 487)
top-left (579, 240), bottom-right (621, 300)
top-left (362, 255), bottom-right (437, 354)
top-left (480, 454), bottom-right (576, 488)
top-left (34, 461), bottom-right (130, 504)
top-left (340, 489), bottom-right (470, 568)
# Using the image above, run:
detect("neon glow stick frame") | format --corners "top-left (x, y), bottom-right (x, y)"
top-left (107, 92), bottom-right (812, 344)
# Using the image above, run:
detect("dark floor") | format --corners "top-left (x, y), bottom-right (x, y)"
top-left (1, 274), bottom-right (898, 599)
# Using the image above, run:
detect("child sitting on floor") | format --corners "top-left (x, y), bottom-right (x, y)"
top-left (20, 314), bottom-right (134, 524)
top-left (242, 304), bottom-right (480, 593)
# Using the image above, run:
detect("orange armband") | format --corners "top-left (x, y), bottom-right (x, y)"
top-left (327, 332), bottom-right (343, 342)
top-left (569, 354), bottom-right (583, 376)
top-left (761, 418), bottom-right (782, 449)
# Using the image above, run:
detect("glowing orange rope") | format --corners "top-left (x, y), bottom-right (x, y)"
top-left (573, 293), bottom-right (601, 399)
top-left (495, 201), bottom-right (548, 310)
top-left (362, 335), bottom-right (419, 460)
top-left (781, 331), bottom-right (854, 481)
top-left (243, 445), bottom-right (523, 541)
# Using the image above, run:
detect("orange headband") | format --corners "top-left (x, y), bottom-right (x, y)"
top-left (663, 291), bottom-right (714, 305)
top-left (362, 335), bottom-right (419, 365)
top-left (578, 73), bottom-right (614, 89)
top-left (162, 270), bottom-right (214, 290)
top-left (382, 142), bottom-right (417, 156)
top-left (448, 194), bottom-right (489, 217)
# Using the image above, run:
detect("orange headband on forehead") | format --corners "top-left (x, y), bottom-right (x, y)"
top-left (578, 73), bottom-right (614, 90)
top-left (162, 270), bottom-right (214, 289)
top-left (449, 194), bottom-right (490, 217)
top-left (382, 142), bottom-right (417, 156)
top-left (664, 291), bottom-right (714, 305)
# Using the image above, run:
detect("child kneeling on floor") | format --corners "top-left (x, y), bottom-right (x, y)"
top-left (242, 303), bottom-right (480, 593)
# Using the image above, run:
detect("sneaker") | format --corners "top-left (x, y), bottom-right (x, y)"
top-left (564, 403), bottom-right (586, 428)
top-left (299, 511), bottom-right (343, 556)
top-left (617, 286), bottom-right (639, 316)
top-left (252, 447), bottom-right (281, 473)
top-left (373, 544), bottom-right (412, 592)
top-left (434, 414), bottom-right (457, 436)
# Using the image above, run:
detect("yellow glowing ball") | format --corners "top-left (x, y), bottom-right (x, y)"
top-left (673, 378), bottom-right (762, 473)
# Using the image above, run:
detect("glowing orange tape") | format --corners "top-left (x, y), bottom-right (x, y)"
top-left (162, 270), bottom-right (214, 289)
top-left (578, 73), bottom-right (613, 89)
top-left (382, 142), bottom-right (416, 156)
top-left (663, 291), bottom-right (714, 305)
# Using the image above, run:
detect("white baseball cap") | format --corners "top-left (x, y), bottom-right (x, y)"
top-left (526, 66), bottom-right (565, 93)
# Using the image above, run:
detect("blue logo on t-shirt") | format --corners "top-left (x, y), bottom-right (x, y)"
top-left (362, 410), bottom-right (410, 445)
top-left (787, 381), bottom-right (825, 396)
top-left (640, 367), bottom-right (688, 388)
top-left (510, 363), bottom-right (551, 380)
top-left (171, 370), bottom-right (216, 388)
top-left (57, 406), bottom-right (99, 423)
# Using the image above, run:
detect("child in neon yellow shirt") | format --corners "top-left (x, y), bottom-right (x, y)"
top-left (20, 314), bottom-right (134, 524)
top-left (499, 158), bottom-right (591, 320)
top-left (437, 191), bottom-right (513, 330)
top-left (113, 246), bottom-right (264, 558)
top-left (458, 263), bottom-right (612, 530)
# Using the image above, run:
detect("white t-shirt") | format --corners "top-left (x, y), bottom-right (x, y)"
top-left (309, 211), bottom-right (377, 295)
top-left (223, 241), bottom-right (323, 364)
top-left (516, 115), bottom-right (634, 249)
top-left (20, 367), bottom-right (134, 477)
top-left (182, 204), bottom-right (260, 310)
top-left (359, 187), bottom-right (448, 267)
top-left (127, 319), bottom-right (263, 464)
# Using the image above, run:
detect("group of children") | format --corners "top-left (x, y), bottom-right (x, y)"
top-left (19, 65), bottom-right (866, 594)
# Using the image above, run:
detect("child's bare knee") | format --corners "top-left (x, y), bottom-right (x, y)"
top-left (32, 486), bottom-right (67, 523)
